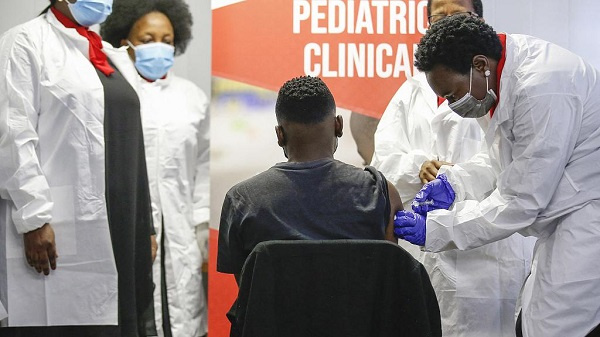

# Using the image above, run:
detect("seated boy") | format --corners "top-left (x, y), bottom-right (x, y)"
top-left (217, 75), bottom-right (403, 279)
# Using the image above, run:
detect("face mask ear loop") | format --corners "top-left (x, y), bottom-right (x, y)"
top-left (126, 40), bottom-right (136, 50)
top-left (468, 67), bottom-right (473, 93)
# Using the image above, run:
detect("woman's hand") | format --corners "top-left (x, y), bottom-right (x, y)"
top-left (23, 223), bottom-right (58, 275)
top-left (151, 235), bottom-right (158, 262)
top-left (419, 159), bottom-right (452, 184)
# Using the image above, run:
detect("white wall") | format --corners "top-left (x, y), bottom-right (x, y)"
top-left (482, 0), bottom-right (600, 69)
top-left (0, 0), bottom-right (211, 95)
top-left (172, 0), bottom-right (211, 96)
top-left (0, 0), bottom-right (49, 30)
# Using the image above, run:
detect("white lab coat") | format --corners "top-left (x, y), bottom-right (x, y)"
top-left (0, 302), bottom-right (7, 321)
top-left (137, 74), bottom-right (209, 336)
top-left (0, 11), bottom-right (139, 327)
top-left (430, 34), bottom-right (600, 337)
top-left (372, 72), bottom-right (535, 336)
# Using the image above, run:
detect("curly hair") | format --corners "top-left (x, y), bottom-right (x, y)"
top-left (427, 0), bottom-right (483, 17)
top-left (100, 0), bottom-right (193, 55)
top-left (275, 76), bottom-right (336, 124)
top-left (414, 15), bottom-right (502, 74)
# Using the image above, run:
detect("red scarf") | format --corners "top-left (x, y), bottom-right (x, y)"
top-left (51, 7), bottom-right (114, 76)
top-left (437, 96), bottom-right (445, 107)
top-left (490, 33), bottom-right (507, 117)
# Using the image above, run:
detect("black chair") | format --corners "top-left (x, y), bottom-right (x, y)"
top-left (230, 239), bottom-right (441, 337)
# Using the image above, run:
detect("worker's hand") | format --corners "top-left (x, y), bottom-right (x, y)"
top-left (151, 235), bottom-right (158, 262)
top-left (419, 160), bottom-right (452, 184)
top-left (394, 211), bottom-right (426, 246)
top-left (412, 174), bottom-right (456, 215)
top-left (23, 223), bottom-right (58, 275)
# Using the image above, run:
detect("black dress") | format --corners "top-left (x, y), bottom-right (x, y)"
top-left (98, 63), bottom-right (157, 337)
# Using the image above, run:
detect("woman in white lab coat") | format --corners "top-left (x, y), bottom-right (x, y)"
top-left (373, 70), bottom-right (534, 336)
top-left (0, 0), bottom-right (155, 336)
top-left (102, 1), bottom-right (209, 336)
top-left (396, 15), bottom-right (600, 337)
top-left (373, 3), bottom-right (534, 336)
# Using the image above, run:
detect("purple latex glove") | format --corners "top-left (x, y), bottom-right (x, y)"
top-left (411, 173), bottom-right (456, 215)
top-left (393, 211), bottom-right (426, 246)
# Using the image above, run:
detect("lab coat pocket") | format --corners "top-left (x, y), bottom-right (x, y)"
top-left (49, 186), bottom-right (77, 256)
top-left (78, 123), bottom-right (106, 220)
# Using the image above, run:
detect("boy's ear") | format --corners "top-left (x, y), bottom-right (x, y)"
top-left (275, 125), bottom-right (286, 147)
top-left (335, 115), bottom-right (343, 137)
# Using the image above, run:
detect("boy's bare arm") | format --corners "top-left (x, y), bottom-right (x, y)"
top-left (385, 180), bottom-right (403, 242)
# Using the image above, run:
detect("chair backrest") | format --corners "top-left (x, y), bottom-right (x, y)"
top-left (231, 239), bottom-right (441, 337)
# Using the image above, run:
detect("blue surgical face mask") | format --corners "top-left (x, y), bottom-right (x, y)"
top-left (448, 67), bottom-right (497, 118)
top-left (66, 0), bottom-right (113, 27)
top-left (128, 41), bottom-right (175, 81)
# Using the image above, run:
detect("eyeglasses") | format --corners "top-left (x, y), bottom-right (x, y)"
top-left (428, 11), bottom-right (479, 24)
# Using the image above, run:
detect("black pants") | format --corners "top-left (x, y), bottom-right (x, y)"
top-left (516, 312), bottom-right (600, 337)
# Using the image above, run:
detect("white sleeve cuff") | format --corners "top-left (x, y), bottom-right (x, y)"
top-left (438, 165), bottom-right (466, 202)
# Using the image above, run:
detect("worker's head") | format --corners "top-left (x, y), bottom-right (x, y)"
top-left (102, 0), bottom-right (192, 55)
top-left (415, 15), bottom-right (501, 118)
top-left (275, 76), bottom-right (342, 161)
top-left (427, 0), bottom-right (483, 25)
top-left (101, 0), bottom-right (192, 80)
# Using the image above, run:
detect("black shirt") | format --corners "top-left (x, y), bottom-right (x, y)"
top-left (217, 158), bottom-right (391, 275)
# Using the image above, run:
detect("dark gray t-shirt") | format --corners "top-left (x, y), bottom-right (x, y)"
top-left (217, 158), bottom-right (391, 275)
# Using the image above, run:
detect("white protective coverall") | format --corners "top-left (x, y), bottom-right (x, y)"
top-left (137, 74), bottom-right (209, 336)
top-left (0, 301), bottom-right (7, 321)
top-left (372, 72), bottom-right (535, 336)
top-left (0, 11), bottom-right (139, 327)
top-left (430, 34), bottom-right (600, 337)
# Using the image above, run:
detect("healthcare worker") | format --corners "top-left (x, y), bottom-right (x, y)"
top-left (102, 1), bottom-right (209, 336)
top-left (372, 2), bottom-right (534, 336)
top-left (395, 15), bottom-right (600, 337)
top-left (0, 0), bottom-right (156, 336)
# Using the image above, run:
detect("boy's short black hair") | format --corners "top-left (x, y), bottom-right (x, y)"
top-left (275, 76), bottom-right (336, 124)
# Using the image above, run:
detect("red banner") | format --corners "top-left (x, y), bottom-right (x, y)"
top-left (213, 0), bottom-right (428, 118)
top-left (210, 2), bottom-right (428, 335)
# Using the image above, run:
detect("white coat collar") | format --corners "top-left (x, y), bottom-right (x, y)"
top-left (45, 9), bottom-right (140, 93)
top-left (103, 45), bottom-right (142, 93)
top-left (485, 33), bottom-right (517, 146)
top-left (45, 10), bottom-right (92, 59)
